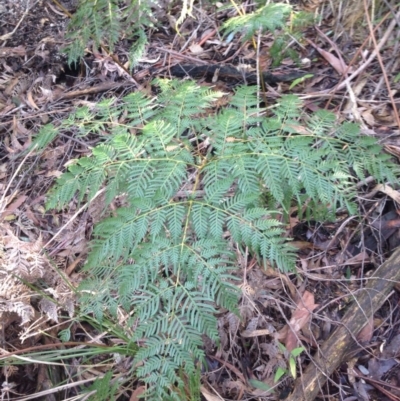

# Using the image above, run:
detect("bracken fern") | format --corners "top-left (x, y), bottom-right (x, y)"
top-left (63, 0), bottom-right (202, 68)
top-left (33, 79), bottom-right (396, 400)
top-left (63, 0), bottom-right (156, 66)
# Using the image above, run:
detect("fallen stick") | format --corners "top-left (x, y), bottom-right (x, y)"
top-left (287, 247), bottom-right (400, 401)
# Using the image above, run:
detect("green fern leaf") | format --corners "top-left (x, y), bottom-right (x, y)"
top-left (37, 78), bottom-right (398, 400)
top-left (222, 3), bottom-right (292, 41)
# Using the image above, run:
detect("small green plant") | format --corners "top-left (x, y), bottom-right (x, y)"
top-left (85, 371), bottom-right (120, 400)
top-left (222, 3), bottom-right (292, 40)
top-left (274, 344), bottom-right (305, 382)
top-left (249, 378), bottom-right (273, 393)
top-left (63, 0), bottom-right (151, 66)
top-left (64, 1), bottom-right (310, 69)
top-left (268, 10), bottom-right (315, 67)
top-left (289, 73), bottom-right (314, 89)
top-left (63, 0), bottom-right (196, 67)
top-left (31, 77), bottom-right (397, 399)
top-left (222, 4), bottom-right (314, 66)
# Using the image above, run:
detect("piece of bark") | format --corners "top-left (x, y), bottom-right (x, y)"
top-left (286, 247), bottom-right (400, 401)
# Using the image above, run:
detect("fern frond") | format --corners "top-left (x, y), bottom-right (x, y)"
top-left (222, 3), bottom-right (292, 41)
top-left (64, 0), bottom-right (155, 66)
top-left (31, 124), bottom-right (58, 151)
top-left (85, 371), bottom-right (119, 401)
top-left (37, 79), bottom-right (398, 400)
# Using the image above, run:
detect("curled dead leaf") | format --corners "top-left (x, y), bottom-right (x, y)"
top-left (285, 290), bottom-right (319, 352)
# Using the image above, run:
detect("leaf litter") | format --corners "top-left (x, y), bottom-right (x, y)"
top-left (1, 0), bottom-right (400, 399)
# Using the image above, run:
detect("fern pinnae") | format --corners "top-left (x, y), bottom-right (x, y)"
top-left (123, 91), bottom-right (157, 125)
top-left (35, 78), bottom-right (399, 400)
top-left (191, 203), bottom-right (211, 239)
top-left (233, 155), bottom-right (260, 194)
top-left (222, 3), bottom-right (291, 41)
top-left (31, 124), bottom-right (58, 151)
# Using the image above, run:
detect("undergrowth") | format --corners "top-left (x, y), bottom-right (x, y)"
top-left (27, 1), bottom-right (399, 399)
top-left (64, 0), bottom-right (155, 66)
top-left (31, 78), bottom-right (397, 400)
top-left (64, 0), bottom-right (213, 67)
top-left (63, 0), bottom-right (312, 68)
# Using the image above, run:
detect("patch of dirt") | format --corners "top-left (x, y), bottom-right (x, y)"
top-left (1, 0), bottom-right (75, 77)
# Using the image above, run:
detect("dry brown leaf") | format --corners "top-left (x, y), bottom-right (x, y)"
top-left (0, 226), bottom-right (53, 329)
top-left (283, 123), bottom-right (311, 135)
top-left (26, 89), bottom-right (39, 110)
top-left (345, 251), bottom-right (370, 266)
top-left (373, 105), bottom-right (397, 126)
top-left (24, 207), bottom-right (41, 225)
top-left (45, 170), bottom-right (63, 178)
top-left (0, 163), bottom-right (7, 180)
top-left (0, 46), bottom-right (26, 58)
top-left (373, 184), bottom-right (400, 204)
top-left (4, 77), bottom-right (21, 96)
top-left (285, 290), bottom-right (318, 352)
top-left (290, 241), bottom-right (317, 250)
top-left (189, 43), bottom-right (204, 55)
top-left (210, 355), bottom-right (246, 383)
top-left (356, 315), bottom-right (374, 343)
top-left (130, 386), bottom-right (146, 401)
top-left (39, 298), bottom-right (59, 323)
top-left (384, 144), bottom-right (400, 160)
top-left (306, 39), bottom-right (350, 75)
top-left (361, 109), bottom-right (375, 126)
top-left (40, 86), bottom-right (54, 101)
top-left (0, 195), bottom-right (27, 218)
top-left (222, 380), bottom-right (245, 399)
top-left (259, 266), bottom-right (296, 298)
top-left (200, 385), bottom-right (224, 401)
top-left (241, 328), bottom-right (272, 338)
top-left (317, 48), bottom-right (348, 75)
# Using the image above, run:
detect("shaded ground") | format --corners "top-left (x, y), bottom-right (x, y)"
top-left (1, 0), bottom-right (400, 400)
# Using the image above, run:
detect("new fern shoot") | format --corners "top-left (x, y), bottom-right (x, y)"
top-left (33, 79), bottom-right (396, 400)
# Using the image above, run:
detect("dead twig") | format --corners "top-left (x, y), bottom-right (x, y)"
top-left (362, 0), bottom-right (400, 129)
top-left (332, 9), bottom-right (400, 93)
top-left (55, 81), bottom-right (136, 100)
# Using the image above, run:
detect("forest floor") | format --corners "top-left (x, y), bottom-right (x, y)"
top-left (1, 0), bottom-right (400, 400)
